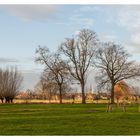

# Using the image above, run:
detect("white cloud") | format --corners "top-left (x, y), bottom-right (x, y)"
top-left (68, 14), bottom-right (94, 28)
top-left (73, 30), bottom-right (80, 36)
top-left (78, 5), bottom-right (101, 12)
top-left (99, 32), bottom-right (117, 42)
top-left (126, 33), bottom-right (140, 54)
top-left (0, 5), bottom-right (58, 21)
top-left (56, 14), bottom-right (95, 28)
top-left (118, 6), bottom-right (140, 32)
top-left (117, 6), bottom-right (140, 53)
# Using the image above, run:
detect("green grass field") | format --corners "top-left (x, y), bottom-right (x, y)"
top-left (0, 103), bottom-right (140, 135)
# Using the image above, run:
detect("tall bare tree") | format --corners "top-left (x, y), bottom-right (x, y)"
top-left (95, 42), bottom-right (140, 104)
top-left (60, 29), bottom-right (97, 104)
top-left (35, 47), bottom-right (69, 104)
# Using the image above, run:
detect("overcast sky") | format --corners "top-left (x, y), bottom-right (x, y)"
top-left (0, 5), bottom-right (140, 91)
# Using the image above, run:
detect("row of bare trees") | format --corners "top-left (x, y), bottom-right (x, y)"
top-left (0, 68), bottom-right (23, 103)
top-left (35, 28), bottom-right (140, 104)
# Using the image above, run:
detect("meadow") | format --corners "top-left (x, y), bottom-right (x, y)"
top-left (0, 103), bottom-right (140, 135)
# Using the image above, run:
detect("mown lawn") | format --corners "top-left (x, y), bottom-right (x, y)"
top-left (0, 103), bottom-right (139, 135)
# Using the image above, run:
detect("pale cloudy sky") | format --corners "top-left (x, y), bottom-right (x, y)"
top-left (0, 5), bottom-right (140, 90)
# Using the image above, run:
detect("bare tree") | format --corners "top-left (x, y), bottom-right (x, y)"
top-left (0, 68), bottom-right (23, 103)
top-left (35, 47), bottom-right (69, 104)
top-left (38, 72), bottom-right (59, 101)
top-left (45, 82), bottom-right (58, 102)
top-left (35, 77), bottom-right (56, 101)
top-left (60, 29), bottom-right (98, 104)
top-left (26, 89), bottom-right (36, 100)
top-left (0, 69), bottom-right (4, 103)
top-left (95, 42), bottom-right (140, 104)
top-left (35, 79), bottom-right (47, 99)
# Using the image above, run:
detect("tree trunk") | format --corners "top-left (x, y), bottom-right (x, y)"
top-left (1, 98), bottom-right (4, 103)
top-left (10, 98), bottom-right (13, 103)
top-left (81, 82), bottom-right (86, 104)
top-left (5, 97), bottom-right (10, 103)
top-left (59, 85), bottom-right (62, 104)
top-left (49, 97), bottom-right (51, 103)
top-left (111, 84), bottom-right (115, 104)
top-left (72, 96), bottom-right (75, 104)
top-left (117, 98), bottom-right (119, 107)
top-left (106, 104), bottom-right (113, 112)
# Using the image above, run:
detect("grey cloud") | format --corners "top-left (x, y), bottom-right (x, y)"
top-left (18, 57), bottom-right (35, 63)
top-left (0, 57), bottom-right (36, 64)
top-left (0, 57), bottom-right (19, 63)
top-left (22, 71), bottom-right (41, 90)
top-left (0, 5), bottom-right (59, 21)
